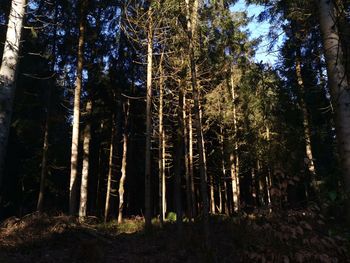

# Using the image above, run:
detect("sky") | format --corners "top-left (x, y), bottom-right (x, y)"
top-left (231, 0), bottom-right (284, 65)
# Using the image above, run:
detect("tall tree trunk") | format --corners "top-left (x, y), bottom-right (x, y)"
top-left (265, 126), bottom-right (272, 209)
top-left (220, 126), bottom-right (228, 214)
top-left (37, 2), bottom-right (59, 213)
top-left (37, 105), bottom-right (50, 213)
top-left (295, 51), bottom-right (317, 192)
top-left (118, 100), bottom-right (130, 224)
top-left (185, 0), bottom-right (209, 236)
top-left (105, 122), bottom-right (115, 222)
top-left (79, 100), bottom-right (92, 219)
top-left (188, 101), bottom-right (196, 217)
top-left (210, 174), bottom-right (215, 214)
top-left (318, 0), bottom-right (350, 222)
top-left (145, 6), bottom-right (153, 229)
top-left (230, 67), bottom-right (240, 212)
top-left (174, 81), bottom-right (184, 229)
top-left (69, 0), bottom-right (86, 215)
top-left (159, 57), bottom-right (166, 224)
top-left (96, 143), bottom-right (103, 216)
top-left (230, 153), bottom-right (240, 212)
top-left (184, 93), bottom-right (193, 219)
top-left (0, 0), bottom-right (27, 202)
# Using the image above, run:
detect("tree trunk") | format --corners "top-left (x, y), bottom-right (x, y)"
top-left (0, 0), bottom-right (27, 202)
top-left (37, 2), bottom-right (59, 213)
top-left (220, 126), bottom-right (228, 214)
top-left (184, 93), bottom-right (193, 219)
top-left (174, 81), bottom-right (184, 229)
top-left (210, 174), bottom-right (215, 214)
top-left (37, 109), bottom-right (50, 213)
top-left (185, 0), bottom-right (209, 236)
top-left (145, 6), bottom-right (153, 229)
top-left (69, 0), bottom-right (86, 215)
top-left (79, 100), bottom-right (92, 219)
top-left (318, 0), bottom-right (350, 222)
top-left (188, 101), bottom-right (196, 217)
top-left (230, 67), bottom-right (240, 212)
top-left (158, 57), bottom-right (166, 224)
top-left (265, 126), bottom-right (272, 209)
top-left (96, 143), bottom-right (103, 216)
top-left (105, 122), bottom-right (115, 222)
top-left (295, 51), bottom-right (317, 192)
top-left (118, 100), bottom-right (130, 224)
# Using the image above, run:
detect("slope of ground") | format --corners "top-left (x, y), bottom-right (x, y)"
top-left (0, 209), bottom-right (349, 263)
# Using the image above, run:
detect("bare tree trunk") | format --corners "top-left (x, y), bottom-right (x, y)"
top-left (79, 100), bottom-right (92, 219)
top-left (251, 167), bottom-right (257, 206)
top-left (199, 100), bottom-right (209, 212)
top-left (295, 52), bottom-right (317, 192)
top-left (95, 144), bottom-right (103, 215)
top-left (37, 109), bottom-right (50, 213)
top-left (184, 93), bottom-right (193, 219)
top-left (230, 68), bottom-right (240, 212)
top-left (105, 123), bottom-right (115, 222)
top-left (257, 160), bottom-right (263, 206)
top-left (209, 174), bottom-right (215, 214)
top-left (230, 153), bottom-right (239, 212)
top-left (188, 101), bottom-right (196, 217)
top-left (145, 6), bottom-right (153, 229)
top-left (185, 0), bottom-right (209, 236)
top-left (208, 113), bottom-right (215, 214)
top-left (69, 0), bottom-right (86, 215)
top-left (159, 58), bottom-right (166, 224)
top-left (318, 0), bottom-right (350, 223)
top-left (37, 3), bottom-right (59, 213)
top-left (220, 126), bottom-right (228, 214)
top-left (161, 128), bottom-right (166, 219)
top-left (118, 100), bottom-right (130, 224)
top-left (174, 80), bottom-right (184, 229)
top-left (265, 126), bottom-right (272, 209)
top-left (0, 0), bottom-right (27, 202)
top-left (266, 168), bottom-right (272, 209)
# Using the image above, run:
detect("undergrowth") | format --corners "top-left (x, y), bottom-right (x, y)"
top-left (0, 209), bottom-right (349, 263)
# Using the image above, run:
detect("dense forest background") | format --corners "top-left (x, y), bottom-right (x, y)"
top-left (0, 0), bottom-right (350, 261)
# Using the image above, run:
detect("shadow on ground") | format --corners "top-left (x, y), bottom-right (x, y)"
top-left (0, 212), bottom-right (349, 262)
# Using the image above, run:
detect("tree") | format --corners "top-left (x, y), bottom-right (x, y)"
top-left (37, 2), bottom-right (59, 213)
top-left (318, 0), bottom-right (350, 222)
top-left (69, 0), bottom-right (87, 215)
top-left (79, 100), bottom-right (92, 219)
top-left (0, 0), bottom-right (27, 204)
top-left (185, 0), bottom-right (209, 222)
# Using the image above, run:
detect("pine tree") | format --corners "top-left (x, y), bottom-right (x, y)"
top-left (0, 0), bottom-right (27, 204)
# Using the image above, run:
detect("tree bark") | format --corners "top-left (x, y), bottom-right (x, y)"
top-left (318, 0), bottom-right (350, 222)
top-left (295, 50), bottom-right (317, 192)
top-left (145, 6), bottom-right (153, 229)
top-left (185, 0), bottom-right (209, 235)
top-left (158, 57), bottom-right (166, 224)
top-left (118, 100), bottom-right (130, 224)
top-left (174, 81), bottom-right (184, 229)
top-left (79, 100), bottom-right (92, 219)
top-left (184, 93), bottom-right (193, 219)
top-left (188, 100), bottom-right (196, 217)
top-left (37, 2), bottom-right (59, 213)
top-left (104, 122), bottom-right (115, 222)
top-left (230, 67), bottom-right (240, 212)
top-left (0, 0), bottom-right (27, 203)
top-left (220, 126), bottom-right (229, 214)
top-left (37, 107), bottom-right (50, 213)
top-left (69, 0), bottom-right (86, 215)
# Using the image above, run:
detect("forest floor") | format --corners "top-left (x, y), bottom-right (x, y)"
top-left (0, 209), bottom-right (350, 263)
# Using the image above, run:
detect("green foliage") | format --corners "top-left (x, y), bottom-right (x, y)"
top-left (166, 212), bottom-right (177, 222)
